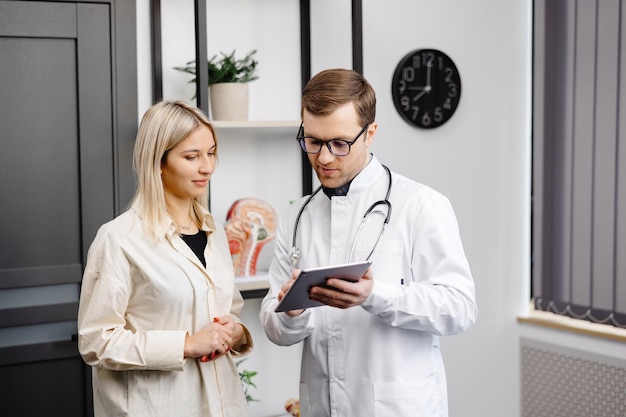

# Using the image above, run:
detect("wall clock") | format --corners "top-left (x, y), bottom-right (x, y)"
top-left (391, 48), bottom-right (461, 129)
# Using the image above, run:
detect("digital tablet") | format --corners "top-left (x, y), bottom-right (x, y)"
top-left (274, 260), bottom-right (372, 312)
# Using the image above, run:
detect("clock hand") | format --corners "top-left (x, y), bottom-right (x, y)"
top-left (426, 64), bottom-right (432, 88)
top-left (412, 89), bottom-right (428, 101)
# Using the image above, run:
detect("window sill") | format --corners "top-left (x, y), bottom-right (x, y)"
top-left (518, 307), bottom-right (626, 342)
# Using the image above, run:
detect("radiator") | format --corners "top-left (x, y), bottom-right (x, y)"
top-left (521, 339), bottom-right (626, 417)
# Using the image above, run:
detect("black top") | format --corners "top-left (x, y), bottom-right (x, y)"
top-left (180, 230), bottom-right (207, 267)
top-left (323, 181), bottom-right (352, 198)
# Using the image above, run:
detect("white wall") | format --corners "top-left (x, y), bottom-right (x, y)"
top-left (136, 1), bottom-right (532, 416)
top-left (362, 2), bottom-right (531, 416)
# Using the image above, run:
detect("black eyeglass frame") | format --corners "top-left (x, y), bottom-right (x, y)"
top-left (296, 122), bottom-right (370, 156)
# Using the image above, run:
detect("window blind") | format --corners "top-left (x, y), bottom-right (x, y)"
top-left (533, 0), bottom-right (626, 328)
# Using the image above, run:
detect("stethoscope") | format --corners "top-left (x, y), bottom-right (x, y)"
top-left (290, 165), bottom-right (392, 268)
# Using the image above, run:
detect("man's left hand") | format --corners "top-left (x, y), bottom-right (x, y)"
top-left (309, 268), bottom-right (374, 308)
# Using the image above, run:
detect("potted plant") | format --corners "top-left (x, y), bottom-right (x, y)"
top-left (174, 50), bottom-right (259, 121)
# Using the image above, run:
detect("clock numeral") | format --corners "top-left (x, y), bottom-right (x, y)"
top-left (448, 83), bottom-right (458, 98)
top-left (421, 112), bottom-right (432, 126)
top-left (444, 67), bottom-right (455, 82)
top-left (398, 79), bottom-right (407, 94)
top-left (434, 107), bottom-right (443, 123)
top-left (402, 67), bottom-right (415, 82)
top-left (411, 106), bottom-right (419, 120)
top-left (422, 52), bottom-right (435, 68)
top-left (443, 97), bottom-right (452, 110)
top-left (401, 96), bottom-right (411, 111)
top-left (412, 55), bottom-right (421, 69)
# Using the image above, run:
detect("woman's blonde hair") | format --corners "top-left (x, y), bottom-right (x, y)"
top-left (131, 100), bottom-right (216, 240)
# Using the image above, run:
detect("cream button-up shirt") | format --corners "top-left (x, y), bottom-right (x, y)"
top-left (78, 202), bottom-right (252, 417)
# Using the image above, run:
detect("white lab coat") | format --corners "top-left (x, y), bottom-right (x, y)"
top-left (259, 156), bottom-right (477, 417)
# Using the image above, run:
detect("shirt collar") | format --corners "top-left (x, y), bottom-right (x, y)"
top-left (323, 181), bottom-right (352, 198)
top-left (166, 203), bottom-right (216, 239)
top-left (130, 199), bottom-right (215, 238)
top-left (194, 202), bottom-right (216, 233)
top-left (339, 154), bottom-right (385, 197)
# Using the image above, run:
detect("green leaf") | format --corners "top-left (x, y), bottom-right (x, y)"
top-left (173, 50), bottom-right (259, 85)
top-left (235, 358), bottom-right (259, 403)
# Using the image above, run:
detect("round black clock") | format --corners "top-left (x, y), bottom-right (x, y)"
top-left (391, 49), bottom-right (461, 129)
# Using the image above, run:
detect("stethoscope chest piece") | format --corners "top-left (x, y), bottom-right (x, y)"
top-left (290, 247), bottom-right (301, 268)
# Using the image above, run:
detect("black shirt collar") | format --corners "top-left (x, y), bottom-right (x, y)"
top-left (322, 181), bottom-right (352, 198)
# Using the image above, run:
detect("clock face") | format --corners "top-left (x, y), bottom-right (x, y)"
top-left (391, 49), bottom-right (461, 129)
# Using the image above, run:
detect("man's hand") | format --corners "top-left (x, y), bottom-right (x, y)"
top-left (309, 268), bottom-right (373, 309)
top-left (278, 269), bottom-right (306, 317)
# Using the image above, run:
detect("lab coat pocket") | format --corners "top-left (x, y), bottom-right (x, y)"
top-left (373, 379), bottom-right (441, 417)
top-left (355, 239), bottom-right (404, 283)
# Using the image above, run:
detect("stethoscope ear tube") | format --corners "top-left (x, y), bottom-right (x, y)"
top-left (290, 186), bottom-right (322, 267)
top-left (348, 199), bottom-right (391, 262)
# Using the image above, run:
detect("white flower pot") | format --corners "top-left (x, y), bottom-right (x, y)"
top-left (209, 82), bottom-right (249, 121)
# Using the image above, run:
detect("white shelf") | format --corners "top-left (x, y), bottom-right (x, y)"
top-left (212, 120), bottom-right (300, 129)
top-left (235, 274), bottom-right (270, 295)
top-left (212, 120), bottom-right (300, 141)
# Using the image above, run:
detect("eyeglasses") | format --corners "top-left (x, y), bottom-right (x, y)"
top-left (297, 123), bottom-right (369, 156)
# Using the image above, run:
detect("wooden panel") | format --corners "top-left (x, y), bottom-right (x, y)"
top-left (77, 3), bottom-right (115, 253)
top-left (0, 264), bottom-right (82, 290)
top-left (0, 342), bottom-right (87, 417)
top-left (0, 302), bottom-right (78, 327)
top-left (0, 37), bottom-right (81, 272)
top-left (0, 1), bottom-right (76, 38)
top-left (0, 339), bottom-right (79, 366)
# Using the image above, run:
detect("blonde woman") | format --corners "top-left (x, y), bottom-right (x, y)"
top-left (78, 100), bottom-right (253, 417)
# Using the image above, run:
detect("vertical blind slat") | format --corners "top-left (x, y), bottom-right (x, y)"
top-left (532, 0), bottom-right (546, 297)
top-left (592, 0), bottom-right (620, 311)
top-left (557, 0), bottom-right (577, 300)
top-left (570, 0), bottom-right (597, 307)
top-left (616, 0), bottom-right (626, 316)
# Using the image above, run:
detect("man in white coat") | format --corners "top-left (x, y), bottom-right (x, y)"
top-left (259, 68), bottom-right (477, 417)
